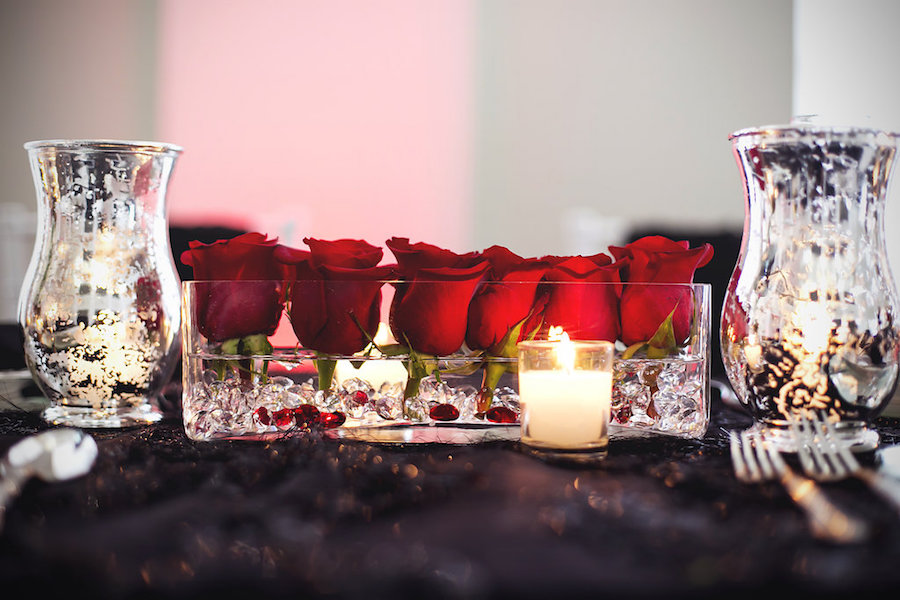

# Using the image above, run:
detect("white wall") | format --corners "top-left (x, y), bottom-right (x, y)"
top-left (0, 0), bottom-right (157, 210)
top-left (472, 0), bottom-right (793, 257)
top-left (793, 0), bottom-right (900, 416)
top-left (793, 0), bottom-right (900, 132)
top-left (793, 0), bottom-right (900, 289)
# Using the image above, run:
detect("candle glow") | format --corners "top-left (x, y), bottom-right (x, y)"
top-left (518, 329), bottom-right (613, 458)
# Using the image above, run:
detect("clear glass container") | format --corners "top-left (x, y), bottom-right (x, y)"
top-left (721, 125), bottom-right (900, 449)
top-left (19, 140), bottom-right (183, 428)
top-left (181, 280), bottom-right (710, 443)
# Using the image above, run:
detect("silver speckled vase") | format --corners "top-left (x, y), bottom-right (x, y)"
top-left (721, 125), bottom-right (900, 450)
top-left (19, 140), bottom-right (183, 428)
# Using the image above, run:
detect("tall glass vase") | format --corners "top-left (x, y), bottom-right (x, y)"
top-left (721, 124), bottom-right (900, 449)
top-left (19, 140), bottom-right (183, 428)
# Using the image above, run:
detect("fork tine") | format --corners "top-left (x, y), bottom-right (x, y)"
top-left (815, 412), bottom-right (859, 474)
top-left (740, 430), bottom-right (763, 482)
top-left (729, 431), bottom-right (749, 482)
top-left (750, 432), bottom-right (776, 479)
top-left (787, 413), bottom-right (817, 475)
top-left (799, 410), bottom-right (838, 478)
top-left (806, 410), bottom-right (847, 479)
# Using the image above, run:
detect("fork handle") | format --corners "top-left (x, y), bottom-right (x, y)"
top-left (856, 468), bottom-right (900, 515)
top-left (779, 469), bottom-right (870, 543)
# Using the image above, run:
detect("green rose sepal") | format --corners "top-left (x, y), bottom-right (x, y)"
top-left (621, 307), bottom-right (679, 360)
top-left (215, 333), bottom-right (274, 382)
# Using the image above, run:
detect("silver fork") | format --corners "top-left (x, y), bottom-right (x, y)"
top-left (730, 428), bottom-right (869, 543)
top-left (791, 411), bottom-right (900, 515)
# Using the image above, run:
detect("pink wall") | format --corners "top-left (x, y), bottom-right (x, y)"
top-left (157, 0), bottom-right (474, 255)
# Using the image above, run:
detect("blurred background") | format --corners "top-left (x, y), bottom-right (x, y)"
top-left (1, 0), bottom-right (899, 332)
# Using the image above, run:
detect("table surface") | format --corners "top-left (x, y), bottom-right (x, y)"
top-left (2, 397), bottom-right (900, 600)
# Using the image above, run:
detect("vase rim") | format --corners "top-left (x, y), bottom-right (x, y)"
top-left (181, 279), bottom-right (713, 288)
top-left (23, 139), bottom-right (183, 154)
top-left (729, 124), bottom-right (900, 141)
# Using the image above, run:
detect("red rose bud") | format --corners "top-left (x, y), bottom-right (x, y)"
top-left (386, 239), bottom-right (489, 356)
top-left (304, 237), bottom-right (383, 269)
top-left (465, 246), bottom-right (549, 351)
top-left (181, 232), bottom-right (285, 280)
top-left (389, 262), bottom-right (489, 356)
top-left (609, 236), bottom-right (713, 346)
top-left (385, 237), bottom-right (482, 275)
top-left (536, 255), bottom-right (622, 342)
top-left (181, 232), bottom-right (286, 342)
top-left (194, 280), bottom-right (284, 342)
top-left (277, 239), bottom-right (393, 356)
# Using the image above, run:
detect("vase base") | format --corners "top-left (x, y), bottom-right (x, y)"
top-left (42, 403), bottom-right (163, 429)
top-left (520, 442), bottom-right (608, 465)
top-left (748, 419), bottom-right (880, 453)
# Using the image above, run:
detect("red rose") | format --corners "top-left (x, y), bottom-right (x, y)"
top-left (181, 232), bottom-right (286, 280)
top-left (180, 232), bottom-right (286, 342)
top-left (386, 238), bottom-right (489, 356)
top-left (275, 238), bottom-right (393, 356)
top-left (386, 237), bottom-right (481, 274)
top-left (465, 246), bottom-right (549, 351)
top-left (609, 236), bottom-right (713, 345)
top-left (535, 254), bottom-right (622, 342)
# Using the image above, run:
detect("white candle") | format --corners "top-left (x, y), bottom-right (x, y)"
top-left (519, 369), bottom-right (611, 447)
top-left (518, 331), bottom-right (614, 455)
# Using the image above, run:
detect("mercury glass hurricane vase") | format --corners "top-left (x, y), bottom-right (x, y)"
top-left (19, 140), bottom-right (183, 428)
top-left (721, 124), bottom-right (900, 449)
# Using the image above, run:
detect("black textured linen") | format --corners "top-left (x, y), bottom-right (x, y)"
top-left (2, 400), bottom-right (900, 600)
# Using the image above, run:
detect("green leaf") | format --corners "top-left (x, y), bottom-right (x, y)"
top-left (621, 306), bottom-right (681, 360)
top-left (621, 341), bottom-right (648, 360)
top-left (489, 319), bottom-right (526, 360)
top-left (375, 343), bottom-right (410, 357)
top-left (646, 307), bottom-right (678, 359)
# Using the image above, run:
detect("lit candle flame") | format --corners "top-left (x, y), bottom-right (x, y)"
top-left (548, 325), bottom-right (575, 371)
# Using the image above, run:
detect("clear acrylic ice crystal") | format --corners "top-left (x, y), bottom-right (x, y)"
top-left (183, 353), bottom-right (706, 441)
top-left (612, 357), bottom-right (707, 438)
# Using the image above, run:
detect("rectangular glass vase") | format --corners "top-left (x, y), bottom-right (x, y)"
top-left (181, 280), bottom-right (711, 443)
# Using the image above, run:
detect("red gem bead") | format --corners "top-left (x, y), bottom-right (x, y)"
top-left (614, 405), bottom-right (632, 424)
top-left (293, 404), bottom-right (321, 428)
top-left (486, 405), bottom-right (517, 423)
top-left (353, 390), bottom-right (369, 405)
top-left (254, 406), bottom-right (271, 426)
top-left (429, 403), bottom-right (460, 421)
top-left (318, 411), bottom-right (346, 429)
top-left (273, 408), bottom-right (295, 429)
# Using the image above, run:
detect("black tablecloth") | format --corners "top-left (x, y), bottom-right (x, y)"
top-left (2, 399), bottom-right (900, 600)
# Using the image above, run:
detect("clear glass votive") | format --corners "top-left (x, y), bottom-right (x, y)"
top-left (518, 338), bottom-right (615, 464)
